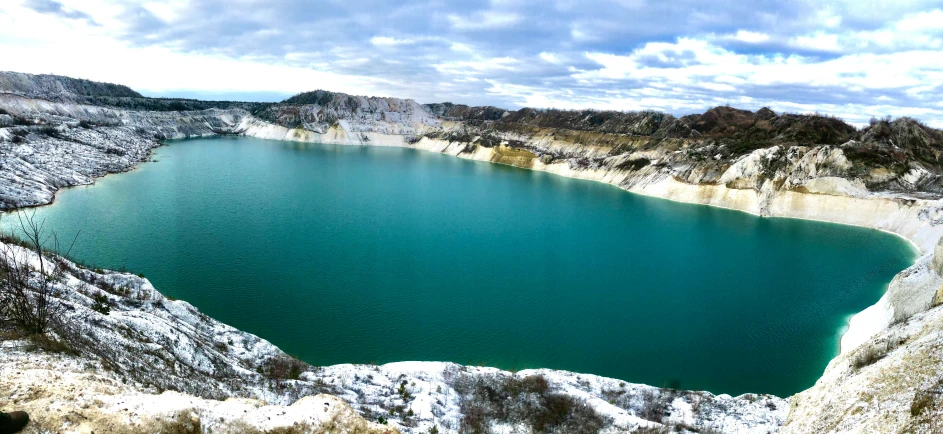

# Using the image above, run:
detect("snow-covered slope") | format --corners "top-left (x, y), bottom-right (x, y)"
top-left (0, 93), bottom-right (250, 208)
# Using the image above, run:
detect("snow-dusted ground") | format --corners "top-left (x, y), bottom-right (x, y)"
top-left (0, 340), bottom-right (396, 434)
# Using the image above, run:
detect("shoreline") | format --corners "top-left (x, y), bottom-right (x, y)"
top-left (9, 127), bottom-right (935, 399)
top-left (236, 120), bottom-right (942, 358)
top-left (242, 122), bottom-right (940, 253)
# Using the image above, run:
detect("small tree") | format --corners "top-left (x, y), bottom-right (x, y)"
top-left (91, 293), bottom-right (112, 315)
top-left (0, 211), bottom-right (78, 335)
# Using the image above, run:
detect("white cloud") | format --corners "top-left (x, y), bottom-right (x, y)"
top-left (699, 82), bottom-right (737, 92)
top-left (779, 9), bottom-right (943, 54)
top-left (730, 30), bottom-right (770, 44)
top-left (846, 9), bottom-right (943, 51)
top-left (817, 8), bottom-right (843, 28)
top-left (370, 36), bottom-right (416, 46)
top-left (893, 8), bottom-right (943, 31)
top-left (559, 36), bottom-right (943, 126)
top-left (791, 32), bottom-right (842, 52)
top-left (581, 37), bottom-right (943, 91)
top-left (0, 2), bottom-right (387, 96)
top-left (569, 24), bottom-right (600, 42)
top-left (433, 57), bottom-right (520, 76)
top-left (448, 11), bottom-right (519, 30)
top-left (140, 1), bottom-right (185, 23)
top-left (539, 52), bottom-right (560, 63)
top-left (449, 42), bottom-right (475, 53)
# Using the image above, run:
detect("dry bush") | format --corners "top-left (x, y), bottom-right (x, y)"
top-left (450, 372), bottom-right (606, 434)
top-left (265, 354), bottom-right (309, 382)
top-left (0, 211), bottom-right (78, 335)
top-left (156, 410), bottom-right (202, 434)
top-left (850, 336), bottom-right (905, 371)
top-left (905, 381), bottom-right (943, 433)
top-left (638, 387), bottom-right (671, 424)
top-left (28, 333), bottom-right (74, 353)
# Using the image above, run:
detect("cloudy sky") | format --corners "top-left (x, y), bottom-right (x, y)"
top-left (1, 0), bottom-right (942, 126)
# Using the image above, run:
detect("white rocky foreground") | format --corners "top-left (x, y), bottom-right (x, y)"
top-left (1, 345), bottom-right (393, 434)
top-left (0, 242), bottom-right (787, 433)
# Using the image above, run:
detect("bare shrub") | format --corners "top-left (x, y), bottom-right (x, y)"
top-left (850, 336), bottom-right (905, 371)
top-left (91, 292), bottom-right (112, 315)
top-left (633, 427), bottom-right (672, 434)
top-left (906, 380), bottom-right (943, 433)
top-left (156, 410), bottom-right (202, 434)
top-left (0, 211), bottom-right (78, 335)
top-left (265, 354), bottom-right (308, 382)
top-left (638, 388), bottom-right (669, 424)
top-left (28, 332), bottom-right (74, 353)
top-left (911, 390), bottom-right (936, 417)
top-left (450, 372), bottom-right (606, 434)
top-left (531, 394), bottom-right (603, 434)
top-left (851, 345), bottom-right (885, 370)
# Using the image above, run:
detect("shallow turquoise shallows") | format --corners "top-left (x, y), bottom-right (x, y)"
top-left (5, 137), bottom-right (916, 397)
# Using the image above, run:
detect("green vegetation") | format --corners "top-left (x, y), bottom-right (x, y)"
top-left (282, 90), bottom-right (337, 105)
top-left (91, 293), bottom-right (112, 315)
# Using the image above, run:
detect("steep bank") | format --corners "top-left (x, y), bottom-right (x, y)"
top-left (781, 239), bottom-right (943, 433)
top-left (2, 71), bottom-right (943, 432)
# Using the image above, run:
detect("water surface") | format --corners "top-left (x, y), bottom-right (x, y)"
top-left (5, 137), bottom-right (916, 396)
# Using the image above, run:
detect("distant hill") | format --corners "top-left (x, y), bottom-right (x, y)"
top-left (0, 71), bottom-right (267, 112)
top-left (0, 71), bottom-right (143, 100)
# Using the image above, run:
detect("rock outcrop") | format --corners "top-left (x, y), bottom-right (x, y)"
top-left (933, 236), bottom-right (943, 277)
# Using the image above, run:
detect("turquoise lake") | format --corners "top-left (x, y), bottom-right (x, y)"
top-left (3, 137), bottom-right (916, 397)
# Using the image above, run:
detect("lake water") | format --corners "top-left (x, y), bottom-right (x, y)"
top-left (3, 137), bottom-right (916, 396)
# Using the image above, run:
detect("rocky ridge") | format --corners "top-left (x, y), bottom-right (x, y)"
top-left (2, 71), bottom-right (943, 432)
